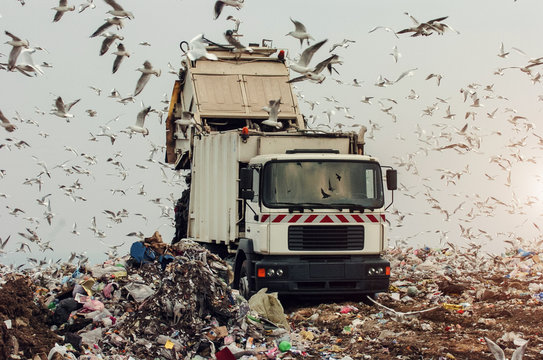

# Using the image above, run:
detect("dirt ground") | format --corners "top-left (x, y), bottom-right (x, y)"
top-left (0, 275), bottom-right (61, 360)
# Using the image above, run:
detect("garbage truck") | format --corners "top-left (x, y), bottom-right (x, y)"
top-left (165, 39), bottom-right (397, 299)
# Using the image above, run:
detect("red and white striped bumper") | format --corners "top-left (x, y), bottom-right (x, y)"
top-left (260, 213), bottom-right (385, 224)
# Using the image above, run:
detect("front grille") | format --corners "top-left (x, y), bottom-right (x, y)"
top-left (288, 225), bottom-right (364, 251)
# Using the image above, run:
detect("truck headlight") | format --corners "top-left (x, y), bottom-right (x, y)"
top-left (266, 269), bottom-right (275, 277)
top-left (276, 268), bottom-right (284, 276)
top-left (368, 267), bottom-right (376, 276)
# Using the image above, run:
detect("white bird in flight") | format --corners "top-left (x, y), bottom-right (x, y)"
top-left (52, 0), bottom-right (75, 22)
top-left (128, 104), bottom-right (152, 136)
top-left (133, 60), bottom-right (161, 96)
top-left (0, 109), bottom-right (16, 132)
top-left (112, 43), bottom-right (129, 73)
top-left (261, 98), bottom-right (282, 129)
top-left (214, 0), bottom-right (243, 20)
top-left (286, 18), bottom-right (314, 47)
top-left (78, 0), bottom-right (95, 13)
top-left (288, 39), bottom-right (327, 75)
top-left (50, 96), bottom-right (81, 121)
top-left (185, 34), bottom-right (218, 61)
top-left (99, 32), bottom-right (123, 55)
top-left (104, 0), bottom-right (134, 19)
top-left (90, 17), bottom-right (123, 38)
top-left (5, 31), bottom-right (29, 71)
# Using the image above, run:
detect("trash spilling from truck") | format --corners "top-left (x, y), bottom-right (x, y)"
top-left (1, 231), bottom-right (542, 359)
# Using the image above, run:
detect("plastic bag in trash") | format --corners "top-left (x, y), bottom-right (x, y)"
top-left (248, 288), bottom-right (289, 330)
top-left (124, 282), bottom-right (155, 302)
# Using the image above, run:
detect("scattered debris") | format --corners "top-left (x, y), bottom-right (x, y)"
top-left (0, 234), bottom-right (542, 359)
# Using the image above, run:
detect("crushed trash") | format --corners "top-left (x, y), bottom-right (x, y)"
top-left (1, 233), bottom-right (542, 359)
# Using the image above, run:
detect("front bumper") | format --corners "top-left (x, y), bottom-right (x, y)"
top-left (252, 255), bottom-right (390, 295)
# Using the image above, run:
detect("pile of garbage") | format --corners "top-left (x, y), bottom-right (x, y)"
top-left (0, 233), bottom-right (542, 359)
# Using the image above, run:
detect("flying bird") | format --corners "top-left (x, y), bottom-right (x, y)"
top-left (287, 39), bottom-right (327, 75)
top-left (112, 43), bottom-right (129, 73)
top-left (213, 0), bottom-right (243, 20)
top-left (261, 98), bottom-right (282, 129)
top-left (226, 15), bottom-right (241, 33)
top-left (133, 60), bottom-right (161, 96)
top-left (78, 0), bottom-right (95, 13)
top-left (90, 17), bottom-right (123, 38)
top-left (5, 31), bottom-right (29, 71)
top-left (368, 26), bottom-right (399, 38)
top-left (329, 39), bottom-right (355, 52)
top-left (288, 54), bottom-right (338, 84)
top-left (286, 18), bottom-right (314, 46)
top-left (104, 0), bottom-right (134, 19)
top-left (185, 34), bottom-right (218, 61)
top-left (128, 104), bottom-right (152, 136)
top-left (321, 188), bottom-right (330, 199)
top-left (50, 96), bottom-right (81, 120)
top-left (52, 0), bottom-right (75, 22)
top-left (99, 32), bottom-right (124, 55)
top-left (0, 109), bottom-right (17, 132)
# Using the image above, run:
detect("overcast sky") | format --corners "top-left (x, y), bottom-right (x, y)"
top-left (1, 0), bottom-right (543, 268)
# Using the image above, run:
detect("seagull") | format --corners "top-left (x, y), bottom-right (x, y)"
top-left (50, 96), bottom-right (80, 120)
top-left (261, 98), bottom-right (282, 129)
top-left (13, 48), bottom-right (45, 76)
top-left (133, 60), bottom-right (161, 96)
top-left (287, 39), bottom-right (327, 75)
top-left (0, 109), bottom-right (16, 132)
top-left (128, 104), bottom-right (152, 136)
top-left (213, 0), bottom-right (243, 20)
top-left (185, 34), bottom-right (218, 61)
top-left (485, 337), bottom-right (527, 360)
top-left (426, 73), bottom-right (443, 86)
top-left (226, 15), bottom-right (241, 33)
top-left (5, 31), bottom-right (29, 71)
top-left (360, 96), bottom-right (373, 104)
top-left (288, 54), bottom-right (337, 84)
top-left (112, 43), bottom-right (129, 73)
top-left (52, 0), bottom-right (75, 22)
top-left (99, 32), bottom-right (124, 56)
top-left (90, 17), bottom-right (124, 38)
top-left (89, 85), bottom-right (102, 95)
top-left (329, 39), bottom-right (355, 52)
top-left (78, 0), bottom-right (95, 13)
top-left (104, 0), bottom-right (134, 19)
top-left (394, 68), bottom-right (418, 83)
top-left (139, 41), bottom-right (151, 46)
top-left (286, 18), bottom-right (314, 46)
top-left (368, 26), bottom-right (399, 38)
top-left (0, 236), bottom-right (10, 254)
top-left (389, 46), bottom-right (401, 63)
top-left (224, 30), bottom-right (253, 53)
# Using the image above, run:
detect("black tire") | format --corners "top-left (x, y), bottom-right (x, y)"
top-left (238, 260), bottom-right (253, 300)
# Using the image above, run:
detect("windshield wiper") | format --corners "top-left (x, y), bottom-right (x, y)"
top-left (327, 203), bottom-right (367, 212)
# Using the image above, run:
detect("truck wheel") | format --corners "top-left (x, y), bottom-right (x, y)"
top-left (238, 260), bottom-right (252, 300)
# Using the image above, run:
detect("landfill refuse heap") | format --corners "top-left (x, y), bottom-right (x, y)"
top-left (0, 232), bottom-right (542, 360)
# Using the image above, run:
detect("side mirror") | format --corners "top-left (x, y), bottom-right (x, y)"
top-left (240, 167), bottom-right (254, 200)
top-left (386, 169), bottom-right (397, 191)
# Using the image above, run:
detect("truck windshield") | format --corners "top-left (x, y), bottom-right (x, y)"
top-left (261, 160), bottom-right (384, 210)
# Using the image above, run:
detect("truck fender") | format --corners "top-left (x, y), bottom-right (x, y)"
top-left (233, 238), bottom-right (254, 289)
